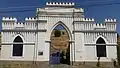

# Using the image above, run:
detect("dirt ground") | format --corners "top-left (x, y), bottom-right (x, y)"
top-left (0, 61), bottom-right (118, 68)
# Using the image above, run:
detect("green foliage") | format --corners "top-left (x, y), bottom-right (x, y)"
top-left (117, 34), bottom-right (120, 66)
top-left (54, 30), bottom-right (61, 37)
top-left (0, 32), bottom-right (1, 50)
top-left (117, 45), bottom-right (120, 66)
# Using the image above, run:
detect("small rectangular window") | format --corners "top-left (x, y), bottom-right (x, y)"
top-left (38, 52), bottom-right (43, 55)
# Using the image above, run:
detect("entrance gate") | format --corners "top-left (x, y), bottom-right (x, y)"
top-left (50, 49), bottom-right (60, 64)
top-left (49, 24), bottom-right (70, 65)
top-left (49, 47), bottom-right (70, 64)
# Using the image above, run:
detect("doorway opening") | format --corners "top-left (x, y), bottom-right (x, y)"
top-left (49, 24), bottom-right (70, 65)
top-left (13, 36), bottom-right (23, 56)
top-left (96, 37), bottom-right (106, 57)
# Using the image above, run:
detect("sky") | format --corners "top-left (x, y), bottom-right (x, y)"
top-left (0, 0), bottom-right (120, 33)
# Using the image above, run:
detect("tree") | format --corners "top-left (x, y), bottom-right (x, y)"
top-left (117, 33), bottom-right (120, 66)
top-left (0, 32), bottom-right (1, 50)
top-left (54, 30), bottom-right (61, 37)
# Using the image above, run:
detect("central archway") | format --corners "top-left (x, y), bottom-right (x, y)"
top-left (49, 23), bottom-right (70, 65)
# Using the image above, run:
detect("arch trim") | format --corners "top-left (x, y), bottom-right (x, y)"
top-left (94, 35), bottom-right (108, 44)
top-left (50, 21), bottom-right (72, 40)
top-left (12, 34), bottom-right (24, 43)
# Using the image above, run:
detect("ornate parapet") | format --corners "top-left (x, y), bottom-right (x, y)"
top-left (2, 17), bottom-right (17, 22)
top-left (105, 19), bottom-right (116, 23)
top-left (46, 2), bottom-right (75, 7)
top-left (15, 22), bottom-right (24, 28)
top-left (74, 18), bottom-right (94, 22)
top-left (82, 18), bottom-right (94, 22)
top-left (74, 18), bottom-right (116, 31)
top-left (75, 18), bottom-right (116, 23)
top-left (2, 17), bottom-right (25, 29)
top-left (93, 23), bottom-right (106, 29)
top-left (25, 17), bottom-right (36, 21)
top-left (93, 18), bottom-right (116, 31)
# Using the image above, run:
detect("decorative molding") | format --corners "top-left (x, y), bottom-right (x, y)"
top-left (45, 40), bottom-right (75, 43)
top-left (1, 43), bottom-right (35, 45)
top-left (46, 2), bottom-right (75, 7)
top-left (105, 19), bottom-right (116, 22)
top-left (84, 43), bottom-right (117, 46)
top-left (73, 30), bottom-right (116, 33)
top-left (2, 17), bottom-right (17, 21)
top-left (2, 29), bottom-right (47, 32)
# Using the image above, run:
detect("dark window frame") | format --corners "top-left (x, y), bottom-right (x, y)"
top-left (96, 37), bottom-right (107, 57)
top-left (12, 36), bottom-right (23, 56)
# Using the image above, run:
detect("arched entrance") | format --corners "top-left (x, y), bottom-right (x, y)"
top-left (96, 37), bottom-right (106, 57)
top-left (13, 36), bottom-right (23, 56)
top-left (49, 24), bottom-right (70, 65)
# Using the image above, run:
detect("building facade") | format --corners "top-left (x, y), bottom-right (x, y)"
top-left (1, 2), bottom-right (117, 64)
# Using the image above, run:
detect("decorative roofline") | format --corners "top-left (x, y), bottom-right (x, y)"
top-left (25, 17), bottom-right (36, 21)
top-left (46, 2), bottom-right (75, 7)
top-left (2, 17), bottom-right (17, 21)
top-left (82, 18), bottom-right (94, 21)
top-left (2, 17), bottom-right (117, 23)
top-left (105, 19), bottom-right (116, 22)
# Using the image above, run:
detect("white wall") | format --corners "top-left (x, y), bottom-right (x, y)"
top-left (107, 46), bottom-right (117, 59)
top-left (1, 3), bottom-right (117, 62)
top-left (1, 44), bottom-right (34, 61)
top-left (85, 45), bottom-right (96, 61)
top-left (84, 45), bottom-right (117, 62)
top-left (37, 32), bottom-right (47, 61)
top-left (74, 32), bottom-right (85, 61)
top-left (0, 32), bottom-right (35, 61)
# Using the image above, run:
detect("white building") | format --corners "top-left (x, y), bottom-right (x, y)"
top-left (1, 2), bottom-right (117, 65)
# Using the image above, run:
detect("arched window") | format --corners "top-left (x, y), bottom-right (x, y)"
top-left (13, 36), bottom-right (23, 56)
top-left (96, 37), bottom-right (106, 57)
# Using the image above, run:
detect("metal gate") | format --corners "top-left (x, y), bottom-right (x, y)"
top-left (49, 50), bottom-right (60, 64)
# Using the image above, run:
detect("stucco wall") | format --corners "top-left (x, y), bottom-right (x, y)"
top-left (0, 2), bottom-right (117, 62)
